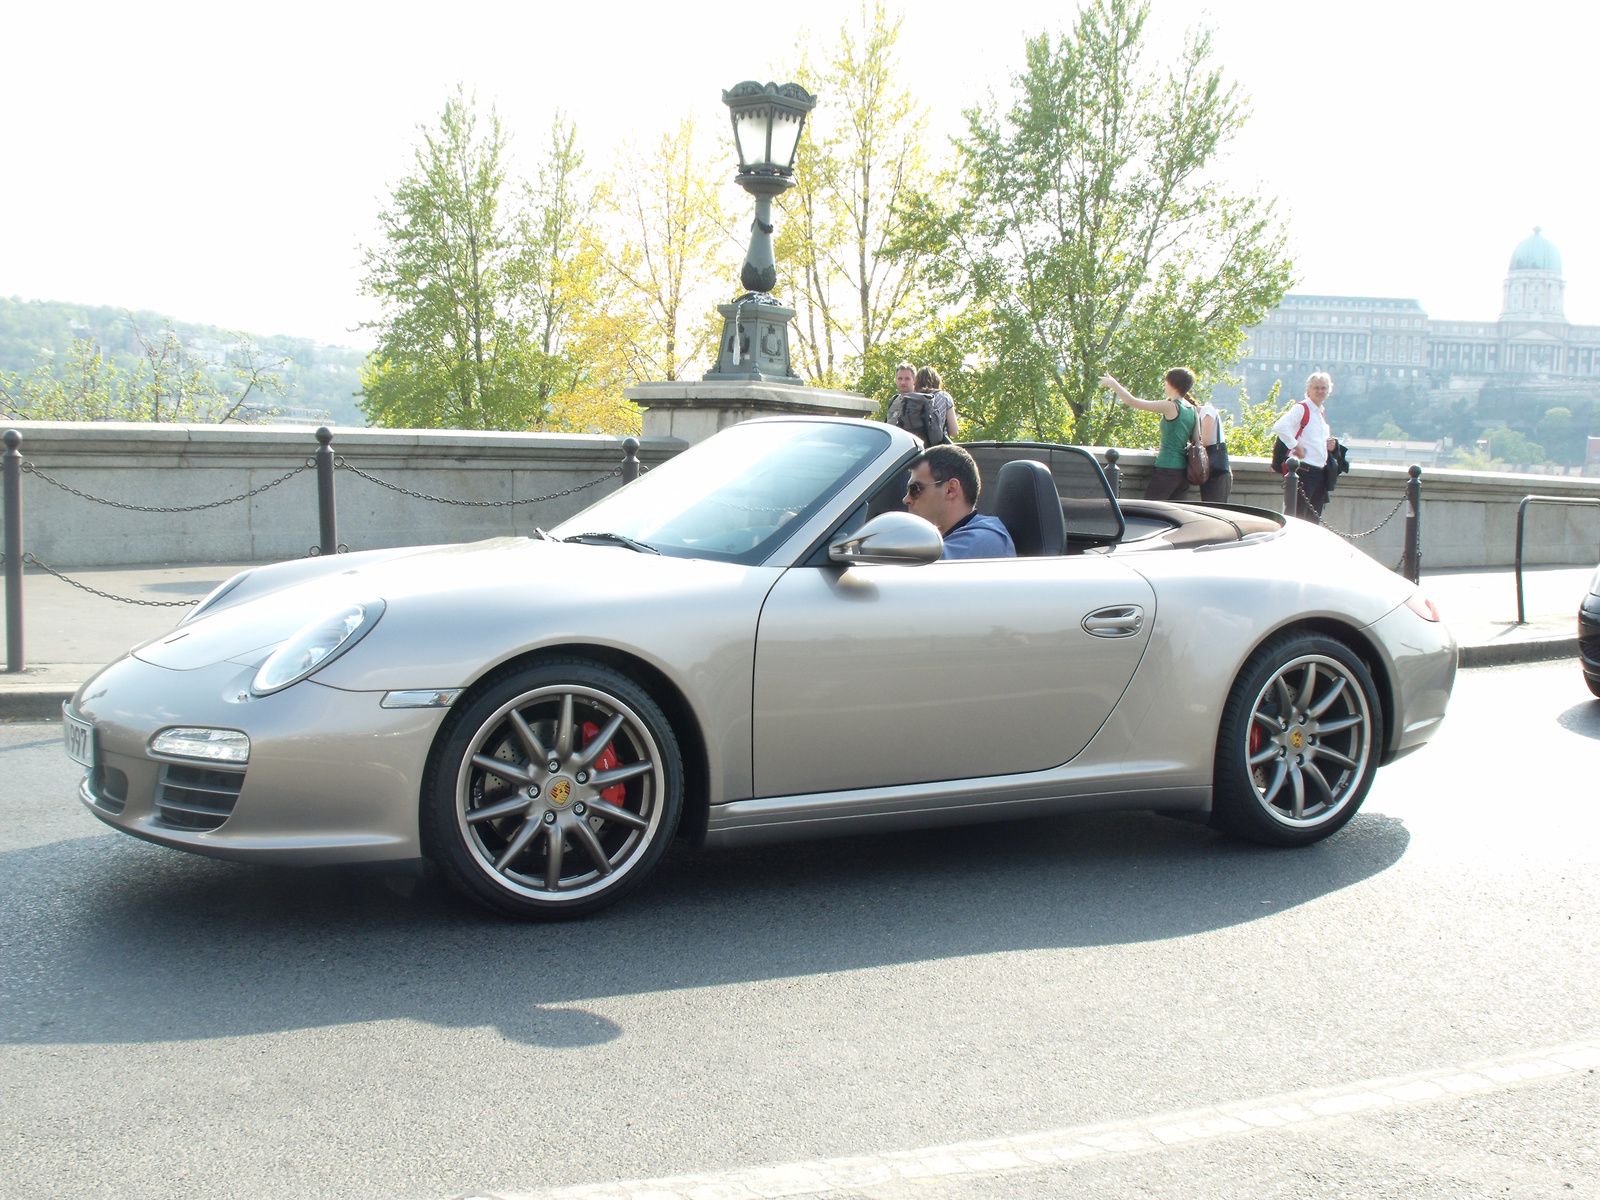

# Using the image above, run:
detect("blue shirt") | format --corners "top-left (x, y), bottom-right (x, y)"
top-left (941, 511), bottom-right (1016, 560)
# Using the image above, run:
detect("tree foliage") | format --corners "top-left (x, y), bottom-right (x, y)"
top-left (0, 322), bottom-right (285, 423)
top-left (522, 115), bottom-right (639, 433)
top-left (778, 3), bottom-right (936, 388)
top-left (605, 118), bottom-right (733, 384)
top-left (902, 0), bottom-right (1293, 444)
top-left (360, 89), bottom-right (548, 430)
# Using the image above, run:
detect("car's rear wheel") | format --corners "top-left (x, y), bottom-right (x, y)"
top-left (424, 658), bottom-right (682, 919)
top-left (1212, 632), bottom-right (1381, 847)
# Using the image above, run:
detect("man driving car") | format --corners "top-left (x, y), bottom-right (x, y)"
top-left (904, 444), bottom-right (1016, 560)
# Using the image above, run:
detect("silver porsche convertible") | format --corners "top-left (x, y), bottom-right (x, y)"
top-left (66, 417), bottom-right (1456, 918)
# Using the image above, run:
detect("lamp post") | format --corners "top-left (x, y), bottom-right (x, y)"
top-left (703, 80), bottom-right (817, 383)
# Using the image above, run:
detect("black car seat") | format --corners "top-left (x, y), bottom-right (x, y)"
top-left (993, 459), bottom-right (1066, 556)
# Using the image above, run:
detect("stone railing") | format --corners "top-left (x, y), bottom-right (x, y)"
top-left (2, 422), bottom-right (683, 569)
top-left (1101, 450), bottom-right (1600, 571)
top-left (4, 421), bottom-right (1598, 572)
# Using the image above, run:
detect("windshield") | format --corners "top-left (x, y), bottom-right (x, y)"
top-left (551, 421), bottom-right (891, 563)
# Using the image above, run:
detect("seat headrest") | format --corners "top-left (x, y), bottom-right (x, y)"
top-left (994, 459), bottom-right (1066, 556)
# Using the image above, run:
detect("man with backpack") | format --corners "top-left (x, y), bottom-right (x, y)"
top-left (886, 362), bottom-right (956, 446)
top-left (1272, 372), bottom-right (1338, 523)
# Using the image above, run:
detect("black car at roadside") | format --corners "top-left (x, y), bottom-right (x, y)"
top-left (1581, 565), bottom-right (1600, 698)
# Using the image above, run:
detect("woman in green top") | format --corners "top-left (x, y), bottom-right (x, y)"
top-left (1099, 367), bottom-right (1199, 501)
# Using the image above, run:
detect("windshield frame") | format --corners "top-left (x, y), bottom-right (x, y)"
top-left (551, 418), bottom-right (913, 567)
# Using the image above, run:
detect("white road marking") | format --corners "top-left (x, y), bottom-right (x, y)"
top-left (462, 1040), bottom-right (1600, 1200)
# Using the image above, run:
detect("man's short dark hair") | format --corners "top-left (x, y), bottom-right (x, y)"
top-left (895, 361), bottom-right (916, 377)
top-left (910, 443), bottom-right (980, 506)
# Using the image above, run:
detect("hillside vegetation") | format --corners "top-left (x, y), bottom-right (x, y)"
top-left (0, 296), bottom-right (367, 425)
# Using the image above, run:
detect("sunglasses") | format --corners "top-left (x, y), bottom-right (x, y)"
top-left (905, 478), bottom-right (946, 499)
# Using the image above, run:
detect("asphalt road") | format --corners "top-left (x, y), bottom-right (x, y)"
top-left (1, 660), bottom-right (1597, 1199)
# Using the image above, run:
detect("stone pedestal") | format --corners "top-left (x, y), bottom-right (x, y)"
top-left (704, 295), bottom-right (801, 383)
top-left (624, 379), bottom-right (878, 445)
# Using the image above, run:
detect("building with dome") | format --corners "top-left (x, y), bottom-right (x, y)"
top-left (1234, 228), bottom-right (1600, 402)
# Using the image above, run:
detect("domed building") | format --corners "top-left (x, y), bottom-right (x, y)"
top-left (1502, 228), bottom-right (1564, 321)
top-left (1236, 227), bottom-right (1600, 398)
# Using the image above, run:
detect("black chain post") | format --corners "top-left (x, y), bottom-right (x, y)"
top-left (1102, 447), bottom-right (1121, 498)
top-left (1402, 464), bottom-right (1422, 584)
top-left (3, 430), bottom-right (22, 672)
top-left (1282, 458), bottom-right (1299, 518)
top-left (622, 436), bottom-right (641, 484)
top-left (315, 427), bottom-right (338, 556)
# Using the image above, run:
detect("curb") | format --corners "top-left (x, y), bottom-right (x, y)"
top-left (1457, 636), bottom-right (1579, 669)
top-left (0, 690), bottom-right (73, 721)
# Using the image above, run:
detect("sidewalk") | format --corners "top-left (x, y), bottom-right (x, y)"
top-left (1, 558), bottom-right (1594, 718)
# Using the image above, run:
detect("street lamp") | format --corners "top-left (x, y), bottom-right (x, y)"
top-left (704, 80), bottom-right (817, 382)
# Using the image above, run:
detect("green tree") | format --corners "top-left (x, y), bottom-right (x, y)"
top-left (606, 118), bottom-right (734, 383)
top-left (777, 3), bottom-right (936, 388)
top-left (903, 0), bottom-right (1292, 444)
top-left (359, 88), bottom-right (545, 430)
top-left (0, 324), bottom-right (284, 423)
top-left (1536, 405), bottom-right (1580, 465)
top-left (520, 115), bottom-right (640, 433)
top-left (1223, 380), bottom-right (1283, 458)
top-left (1487, 427), bottom-right (1544, 466)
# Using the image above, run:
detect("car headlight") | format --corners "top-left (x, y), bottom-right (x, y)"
top-left (150, 727), bottom-right (251, 764)
top-left (251, 600), bottom-right (385, 695)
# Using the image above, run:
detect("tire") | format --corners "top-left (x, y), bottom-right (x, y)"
top-left (1585, 671), bottom-right (1600, 700)
top-left (1211, 631), bottom-right (1382, 847)
top-left (423, 657), bottom-right (683, 919)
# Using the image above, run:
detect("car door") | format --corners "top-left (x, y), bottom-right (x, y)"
top-left (751, 554), bottom-right (1157, 798)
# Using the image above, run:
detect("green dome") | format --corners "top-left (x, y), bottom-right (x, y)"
top-left (1509, 227), bottom-right (1561, 273)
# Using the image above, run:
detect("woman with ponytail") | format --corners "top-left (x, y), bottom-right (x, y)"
top-left (1099, 367), bottom-right (1199, 501)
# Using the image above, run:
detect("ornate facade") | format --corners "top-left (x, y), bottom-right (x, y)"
top-left (1235, 229), bottom-right (1600, 400)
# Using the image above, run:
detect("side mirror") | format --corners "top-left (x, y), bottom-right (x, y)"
top-left (828, 511), bottom-right (943, 566)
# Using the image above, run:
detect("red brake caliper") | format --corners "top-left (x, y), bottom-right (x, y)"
top-left (1247, 719), bottom-right (1263, 761)
top-left (580, 721), bottom-right (626, 806)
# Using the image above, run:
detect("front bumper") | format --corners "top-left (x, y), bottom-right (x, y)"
top-left (1580, 593), bottom-right (1600, 681)
top-left (71, 655), bottom-right (450, 865)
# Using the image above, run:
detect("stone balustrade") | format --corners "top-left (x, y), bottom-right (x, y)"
top-left (3, 420), bottom-right (1598, 571)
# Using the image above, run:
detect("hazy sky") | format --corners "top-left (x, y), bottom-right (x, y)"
top-left (2, 0), bottom-right (1595, 347)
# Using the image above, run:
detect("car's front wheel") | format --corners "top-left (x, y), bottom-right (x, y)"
top-left (424, 658), bottom-right (683, 919)
top-left (1212, 632), bottom-right (1382, 847)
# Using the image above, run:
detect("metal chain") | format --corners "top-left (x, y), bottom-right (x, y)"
top-left (1298, 482), bottom-right (1406, 542)
top-left (21, 459), bottom-right (312, 513)
top-left (17, 552), bottom-right (195, 607)
top-left (335, 458), bottom-right (620, 507)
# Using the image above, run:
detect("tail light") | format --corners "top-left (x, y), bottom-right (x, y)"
top-left (1404, 593), bottom-right (1441, 622)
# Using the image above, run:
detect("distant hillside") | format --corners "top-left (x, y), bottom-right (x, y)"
top-left (0, 296), bottom-right (369, 425)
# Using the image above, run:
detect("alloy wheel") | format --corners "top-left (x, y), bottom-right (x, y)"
top-left (1244, 653), bottom-right (1373, 827)
top-left (454, 685), bottom-right (665, 901)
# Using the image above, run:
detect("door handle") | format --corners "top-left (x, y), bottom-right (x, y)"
top-left (1082, 605), bottom-right (1145, 637)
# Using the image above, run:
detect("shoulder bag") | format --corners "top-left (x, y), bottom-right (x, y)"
top-left (1184, 402), bottom-right (1210, 486)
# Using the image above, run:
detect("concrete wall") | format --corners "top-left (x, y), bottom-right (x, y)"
top-left (4, 421), bottom-right (1598, 571)
top-left (1103, 450), bottom-right (1600, 571)
top-left (2, 422), bottom-right (683, 569)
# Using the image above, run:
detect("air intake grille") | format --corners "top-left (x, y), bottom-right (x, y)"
top-left (156, 763), bottom-right (245, 831)
top-left (90, 765), bottom-right (129, 815)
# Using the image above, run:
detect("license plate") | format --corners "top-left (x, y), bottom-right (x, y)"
top-left (63, 708), bottom-right (96, 769)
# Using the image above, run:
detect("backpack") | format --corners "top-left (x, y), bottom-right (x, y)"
top-left (1270, 401), bottom-right (1312, 475)
top-left (892, 392), bottom-right (947, 446)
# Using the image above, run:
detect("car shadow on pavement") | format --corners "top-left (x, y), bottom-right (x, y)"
top-left (1556, 699), bottom-right (1600, 739)
top-left (0, 808), bottom-right (1409, 1048)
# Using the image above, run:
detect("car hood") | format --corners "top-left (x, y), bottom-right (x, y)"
top-left (132, 537), bottom-right (752, 673)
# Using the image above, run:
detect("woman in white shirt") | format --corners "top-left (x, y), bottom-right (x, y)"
top-left (1195, 397), bottom-right (1231, 503)
top-left (1272, 372), bottom-right (1337, 522)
